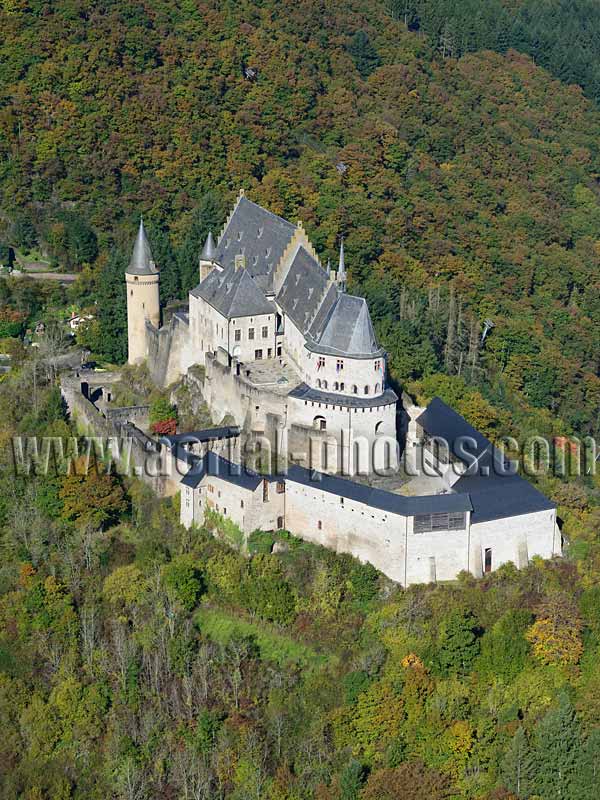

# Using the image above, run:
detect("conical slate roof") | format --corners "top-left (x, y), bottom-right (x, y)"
top-left (317, 294), bottom-right (380, 356)
top-left (200, 230), bottom-right (217, 261)
top-left (126, 219), bottom-right (157, 275)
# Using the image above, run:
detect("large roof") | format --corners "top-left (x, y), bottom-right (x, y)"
top-left (312, 294), bottom-right (381, 357)
top-left (416, 397), bottom-right (556, 523)
top-left (191, 264), bottom-right (275, 319)
top-left (181, 451), bottom-right (265, 491)
top-left (277, 246), bottom-right (330, 334)
top-left (287, 465), bottom-right (473, 516)
top-left (126, 219), bottom-right (158, 275)
top-left (214, 195), bottom-right (296, 290)
top-left (416, 396), bottom-right (491, 463)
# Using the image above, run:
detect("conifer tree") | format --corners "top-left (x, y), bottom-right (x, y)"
top-left (500, 726), bottom-right (535, 799)
top-left (532, 693), bottom-right (581, 800)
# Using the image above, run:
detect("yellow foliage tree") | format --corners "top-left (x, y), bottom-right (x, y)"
top-left (526, 591), bottom-right (583, 667)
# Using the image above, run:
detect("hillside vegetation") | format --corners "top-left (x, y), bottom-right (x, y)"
top-left (3, 3), bottom-right (600, 799)
top-left (2, 0), bottom-right (600, 435)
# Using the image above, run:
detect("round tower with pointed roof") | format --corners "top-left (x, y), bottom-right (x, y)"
top-left (199, 230), bottom-right (217, 282)
top-left (125, 219), bottom-right (160, 364)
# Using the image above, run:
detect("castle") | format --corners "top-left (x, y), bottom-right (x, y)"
top-left (124, 191), bottom-right (561, 585)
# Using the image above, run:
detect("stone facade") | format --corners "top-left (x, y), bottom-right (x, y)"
top-left (120, 191), bottom-right (561, 587)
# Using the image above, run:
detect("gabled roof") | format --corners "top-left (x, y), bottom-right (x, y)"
top-left (454, 467), bottom-right (555, 524)
top-left (416, 397), bottom-right (491, 463)
top-left (181, 451), bottom-right (264, 491)
top-left (416, 397), bottom-right (556, 523)
top-left (277, 246), bottom-right (330, 334)
top-left (127, 219), bottom-right (158, 275)
top-left (287, 465), bottom-right (472, 516)
top-left (191, 265), bottom-right (275, 319)
top-left (214, 195), bottom-right (296, 290)
top-left (161, 426), bottom-right (240, 447)
top-left (314, 294), bottom-right (381, 357)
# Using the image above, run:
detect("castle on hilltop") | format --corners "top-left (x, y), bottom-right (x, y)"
top-left (123, 191), bottom-right (561, 585)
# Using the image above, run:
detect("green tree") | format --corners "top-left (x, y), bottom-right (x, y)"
top-left (347, 30), bottom-right (381, 79)
top-left (532, 693), bottom-right (581, 800)
top-left (435, 610), bottom-right (480, 676)
top-left (500, 726), bottom-right (534, 799)
top-left (161, 555), bottom-right (205, 612)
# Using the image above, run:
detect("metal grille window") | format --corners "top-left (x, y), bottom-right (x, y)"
top-left (414, 512), bottom-right (466, 533)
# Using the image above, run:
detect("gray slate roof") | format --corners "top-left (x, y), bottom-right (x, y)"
top-left (417, 397), bottom-right (555, 523)
top-left (287, 465), bottom-right (473, 516)
top-left (277, 246), bottom-right (330, 334)
top-left (191, 265), bottom-right (275, 319)
top-left (312, 294), bottom-right (381, 357)
top-left (127, 219), bottom-right (158, 275)
top-left (200, 231), bottom-right (217, 261)
top-left (181, 451), bottom-right (264, 491)
top-left (416, 396), bottom-right (491, 463)
top-left (289, 383), bottom-right (398, 409)
top-left (214, 196), bottom-right (296, 290)
top-left (161, 426), bottom-right (240, 448)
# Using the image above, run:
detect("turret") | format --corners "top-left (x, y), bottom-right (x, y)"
top-left (337, 238), bottom-right (347, 292)
top-left (125, 218), bottom-right (160, 364)
top-left (199, 230), bottom-right (217, 282)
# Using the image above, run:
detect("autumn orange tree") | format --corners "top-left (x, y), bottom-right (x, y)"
top-left (59, 455), bottom-right (127, 528)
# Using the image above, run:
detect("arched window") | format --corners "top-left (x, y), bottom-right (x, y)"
top-left (374, 383), bottom-right (380, 393)
top-left (375, 420), bottom-right (384, 434)
top-left (352, 385), bottom-right (358, 394)
top-left (334, 381), bottom-right (339, 391)
top-left (313, 415), bottom-right (326, 431)
top-left (316, 378), bottom-right (321, 388)
top-left (322, 379), bottom-right (328, 389)
top-left (364, 386), bottom-right (370, 395)
top-left (340, 382), bottom-right (345, 391)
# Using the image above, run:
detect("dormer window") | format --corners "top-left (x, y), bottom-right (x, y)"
top-left (225, 238), bottom-right (230, 249)
top-left (257, 227), bottom-right (264, 238)
top-left (308, 287), bottom-right (314, 299)
top-left (266, 247), bottom-right (271, 257)
top-left (237, 230), bottom-right (243, 241)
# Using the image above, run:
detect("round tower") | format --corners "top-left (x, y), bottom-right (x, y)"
top-left (125, 218), bottom-right (160, 365)
top-left (199, 229), bottom-right (217, 282)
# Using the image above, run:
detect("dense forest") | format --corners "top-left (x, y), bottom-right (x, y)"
top-left (1, 361), bottom-right (600, 800)
top-left (2, 0), bottom-right (600, 797)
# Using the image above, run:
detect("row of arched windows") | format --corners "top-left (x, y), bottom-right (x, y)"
top-left (315, 379), bottom-right (381, 395)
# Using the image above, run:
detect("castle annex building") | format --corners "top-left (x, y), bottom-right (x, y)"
top-left (125, 191), bottom-right (561, 586)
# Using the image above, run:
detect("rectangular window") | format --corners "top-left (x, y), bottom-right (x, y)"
top-left (262, 326), bottom-right (268, 338)
top-left (248, 328), bottom-right (255, 340)
top-left (374, 360), bottom-right (381, 372)
top-left (240, 500), bottom-right (244, 509)
top-left (234, 329), bottom-right (241, 342)
top-left (277, 346), bottom-right (282, 356)
top-left (263, 479), bottom-right (269, 502)
top-left (255, 349), bottom-right (263, 360)
top-left (336, 359), bottom-right (344, 371)
top-left (276, 481), bottom-right (285, 494)
top-left (317, 357), bottom-right (325, 370)
top-left (413, 512), bottom-right (466, 533)
top-left (267, 348), bottom-right (273, 358)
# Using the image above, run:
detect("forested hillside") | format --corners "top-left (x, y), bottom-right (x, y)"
top-left (3, 2), bottom-right (600, 799)
top-left (2, 0), bottom-right (600, 435)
